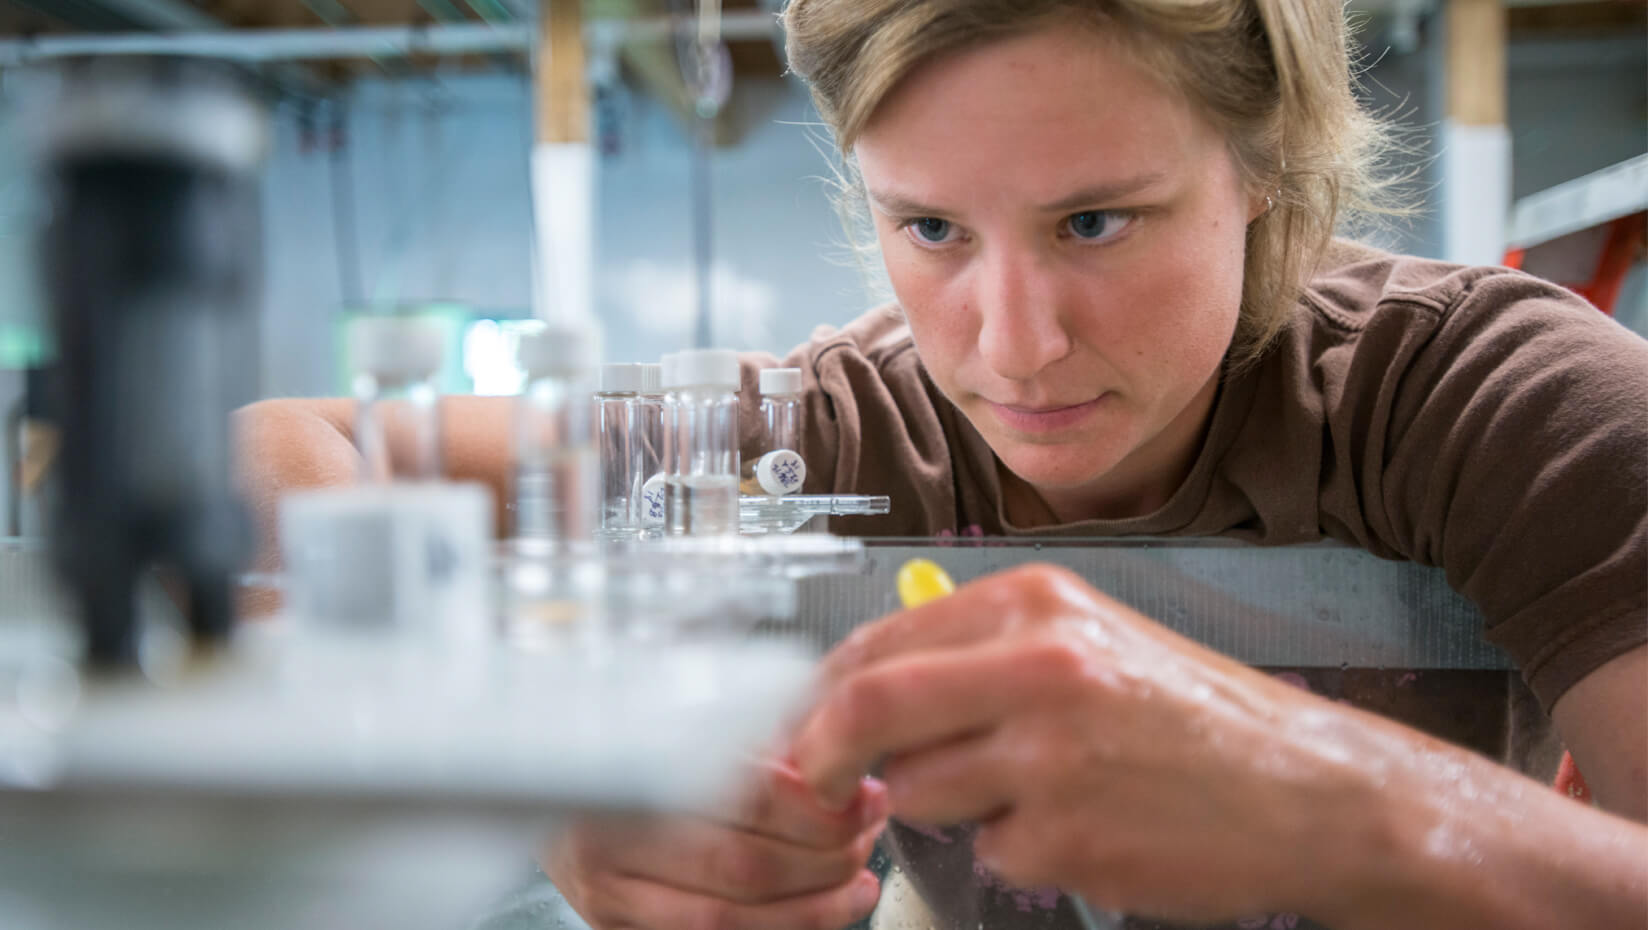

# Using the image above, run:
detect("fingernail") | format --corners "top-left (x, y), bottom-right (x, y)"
top-left (850, 873), bottom-right (881, 914)
top-left (860, 780), bottom-right (892, 823)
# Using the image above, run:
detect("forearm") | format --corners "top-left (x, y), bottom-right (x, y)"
top-left (232, 395), bottom-right (517, 566)
top-left (1316, 712), bottom-right (1648, 930)
top-left (233, 398), bottom-right (365, 570)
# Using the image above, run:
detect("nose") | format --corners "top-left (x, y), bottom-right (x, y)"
top-left (973, 245), bottom-right (1073, 381)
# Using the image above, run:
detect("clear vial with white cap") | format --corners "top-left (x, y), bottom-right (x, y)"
top-left (666, 348), bottom-right (741, 536)
top-left (643, 354), bottom-right (679, 530)
top-left (513, 324), bottom-right (598, 542)
top-left (596, 362), bottom-right (647, 535)
top-left (755, 368), bottom-right (805, 496)
top-left (349, 315), bottom-right (447, 482)
top-left (635, 362), bottom-right (666, 528)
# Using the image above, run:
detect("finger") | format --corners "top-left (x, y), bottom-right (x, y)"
top-left (598, 817), bottom-right (885, 903)
top-left (717, 759), bottom-right (890, 849)
top-left (879, 730), bottom-right (1018, 826)
top-left (820, 564), bottom-right (1093, 687)
top-left (598, 869), bottom-right (883, 930)
top-left (793, 639), bottom-right (1044, 808)
top-left (819, 577), bottom-right (1011, 687)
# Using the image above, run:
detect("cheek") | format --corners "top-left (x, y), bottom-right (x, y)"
top-left (879, 240), bottom-right (974, 381)
top-left (1120, 214), bottom-right (1246, 367)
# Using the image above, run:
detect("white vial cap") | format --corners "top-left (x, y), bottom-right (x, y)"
top-left (599, 362), bottom-right (647, 394)
top-left (759, 368), bottom-right (803, 396)
top-left (349, 316), bottom-right (446, 384)
top-left (639, 363), bottom-right (663, 394)
top-left (756, 449), bottom-right (806, 496)
top-left (659, 352), bottom-right (682, 389)
top-left (673, 348), bottom-right (740, 389)
top-left (518, 323), bottom-right (598, 378)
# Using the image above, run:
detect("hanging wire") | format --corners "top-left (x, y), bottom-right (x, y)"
top-left (668, 0), bottom-right (733, 346)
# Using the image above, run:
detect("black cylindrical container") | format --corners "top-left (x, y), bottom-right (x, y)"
top-left (30, 56), bottom-right (267, 665)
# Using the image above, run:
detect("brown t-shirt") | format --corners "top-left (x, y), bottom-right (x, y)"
top-left (742, 239), bottom-right (1648, 714)
top-left (740, 241), bottom-right (1646, 929)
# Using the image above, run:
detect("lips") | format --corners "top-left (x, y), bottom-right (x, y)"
top-left (984, 396), bottom-right (1106, 434)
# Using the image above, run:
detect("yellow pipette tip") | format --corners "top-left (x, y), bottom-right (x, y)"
top-left (896, 558), bottom-right (955, 609)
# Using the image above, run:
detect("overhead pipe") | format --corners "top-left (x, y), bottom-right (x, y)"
top-left (0, 13), bottom-right (779, 67)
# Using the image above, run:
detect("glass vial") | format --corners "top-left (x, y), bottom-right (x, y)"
top-left (754, 368), bottom-right (805, 496)
top-left (596, 362), bottom-right (646, 535)
top-left (513, 325), bottom-right (598, 542)
top-left (349, 316), bottom-right (446, 482)
top-left (760, 368), bottom-right (803, 453)
top-left (635, 362), bottom-right (666, 530)
top-left (666, 349), bottom-right (741, 536)
top-left (646, 353), bottom-right (679, 531)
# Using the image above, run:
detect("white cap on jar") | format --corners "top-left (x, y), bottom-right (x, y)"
top-left (759, 368), bottom-right (803, 396)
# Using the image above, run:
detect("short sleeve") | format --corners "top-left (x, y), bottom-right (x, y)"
top-left (1377, 272), bottom-right (1648, 710)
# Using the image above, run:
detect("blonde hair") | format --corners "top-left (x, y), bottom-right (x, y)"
top-left (782, 0), bottom-right (1399, 369)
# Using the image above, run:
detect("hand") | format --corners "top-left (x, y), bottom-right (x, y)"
top-left (788, 564), bottom-right (1404, 924)
top-left (542, 758), bottom-right (888, 930)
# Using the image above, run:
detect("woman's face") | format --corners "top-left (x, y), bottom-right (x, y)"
top-left (854, 25), bottom-right (1261, 518)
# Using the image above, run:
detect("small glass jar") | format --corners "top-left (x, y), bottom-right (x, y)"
top-left (754, 367), bottom-right (805, 496)
top-left (348, 316), bottom-right (446, 483)
top-left (634, 362), bottom-right (666, 528)
top-left (513, 324), bottom-right (598, 542)
top-left (646, 353), bottom-right (681, 531)
top-left (666, 349), bottom-right (741, 536)
top-left (595, 362), bottom-right (647, 535)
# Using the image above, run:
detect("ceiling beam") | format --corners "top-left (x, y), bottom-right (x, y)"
top-left (7, 0), bottom-right (332, 99)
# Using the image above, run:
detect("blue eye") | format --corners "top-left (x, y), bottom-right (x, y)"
top-left (1066, 210), bottom-right (1133, 241)
top-left (910, 217), bottom-right (952, 243)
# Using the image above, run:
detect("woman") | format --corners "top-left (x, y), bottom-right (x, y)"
top-left (237, 0), bottom-right (1648, 927)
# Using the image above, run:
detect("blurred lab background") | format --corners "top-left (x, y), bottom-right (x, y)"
top-left (0, 0), bottom-right (1643, 526)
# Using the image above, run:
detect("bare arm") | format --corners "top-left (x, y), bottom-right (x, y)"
top-left (233, 395), bottom-right (518, 569)
top-left (791, 567), bottom-right (1648, 930)
top-left (1554, 644), bottom-right (1648, 820)
top-left (1324, 644), bottom-right (1648, 929)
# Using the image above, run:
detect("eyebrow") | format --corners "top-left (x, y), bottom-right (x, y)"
top-left (867, 171), bottom-right (1169, 218)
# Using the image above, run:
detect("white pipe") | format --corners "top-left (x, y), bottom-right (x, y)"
top-left (0, 23), bottom-right (531, 66)
top-left (0, 13), bottom-right (778, 67)
top-left (1440, 120), bottom-right (1511, 266)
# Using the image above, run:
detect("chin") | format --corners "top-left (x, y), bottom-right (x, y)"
top-left (994, 439), bottom-right (1125, 491)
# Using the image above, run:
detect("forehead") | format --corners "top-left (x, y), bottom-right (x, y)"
top-left (854, 26), bottom-right (1219, 202)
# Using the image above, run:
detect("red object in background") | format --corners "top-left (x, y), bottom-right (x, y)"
top-left (1504, 211), bottom-right (1648, 317)
top-left (1555, 750), bottom-right (1594, 804)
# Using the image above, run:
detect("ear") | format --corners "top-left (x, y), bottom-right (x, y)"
top-left (1245, 187), bottom-right (1274, 224)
